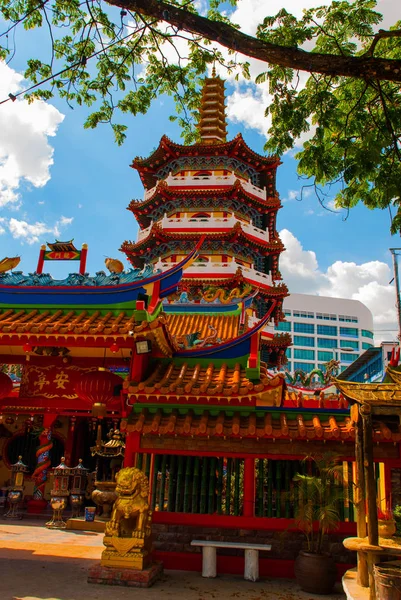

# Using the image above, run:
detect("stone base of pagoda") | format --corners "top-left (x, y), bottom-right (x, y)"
top-left (88, 561), bottom-right (163, 588)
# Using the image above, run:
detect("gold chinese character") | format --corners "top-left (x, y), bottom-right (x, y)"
top-left (34, 372), bottom-right (50, 391)
top-left (53, 371), bottom-right (69, 389)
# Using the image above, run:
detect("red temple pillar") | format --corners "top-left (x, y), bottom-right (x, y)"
top-left (243, 457), bottom-right (255, 517)
top-left (79, 243), bottom-right (88, 275)
top-left (28, 412), bottom-right (57, 513)
top-left (124, 431), bottom-right (141, 467)
top-left (36, 244), bottom-right (46, 274)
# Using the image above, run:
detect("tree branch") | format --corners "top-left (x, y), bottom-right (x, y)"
top-left (108, 0), bottom-right (401, 82)
top-left (365, 28), bottom-right (401, 57)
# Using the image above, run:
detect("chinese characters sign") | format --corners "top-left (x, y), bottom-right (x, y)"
top-left (20, 365), bottom-right (97, 399)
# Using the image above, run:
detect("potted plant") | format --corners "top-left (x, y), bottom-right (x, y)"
top-left (293, 453), bottom-right (346, 595)
top-left (377, 505), bottom-right (396, 538)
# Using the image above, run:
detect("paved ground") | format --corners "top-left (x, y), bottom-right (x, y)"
top-left (0, 521), bottom-right (346, 600)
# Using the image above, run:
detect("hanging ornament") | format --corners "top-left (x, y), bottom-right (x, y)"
top-left (75, 368), bottom-right (122, 418)
top-left (109, 342), bottom-right (120, 353)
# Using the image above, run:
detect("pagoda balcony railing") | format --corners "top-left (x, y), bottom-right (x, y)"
top-left (154, 258), bottom-right (273, 287)
top-left (143, 173), bottom-right (268, 201)
top-left (137, 214), bottom-right (270, 243)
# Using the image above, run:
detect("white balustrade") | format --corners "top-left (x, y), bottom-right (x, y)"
top-left (153, 259), bottom-right (273, 287)
top-left (137, 214), bottom-right (269, 243)
top-left (143, 172), bottom-right (267, 201)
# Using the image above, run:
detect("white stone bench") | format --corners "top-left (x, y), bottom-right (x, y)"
top-left (190, 539), bottom-right (272, 582)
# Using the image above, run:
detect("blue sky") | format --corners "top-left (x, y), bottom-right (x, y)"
top-left (0, 0), bottom-right (399, 342)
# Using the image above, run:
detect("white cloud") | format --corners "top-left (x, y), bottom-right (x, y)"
top-left (0, 62), bottom-right (64, 208)
top-left (7, 215), bottom-right (73, 245)
top-left (59, 215), bottom-right (74, 226)
top-left (279, 228), bottom-right (398, 343)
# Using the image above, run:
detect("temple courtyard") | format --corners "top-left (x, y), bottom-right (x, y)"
top-left (0, 521), bottom-right (345, 600)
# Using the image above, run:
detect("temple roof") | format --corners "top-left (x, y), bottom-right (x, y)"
top-left (334, 378), bottom-right (401, 408)
top-left (132, 134), bottom-right (279, 190)
top-left (166, 312), bottom-right (240, 345)
top-left (166, 273), bottom-right (288, 300)
top-left (0, 309), bottom-right (174, 356)
top-left (128, 178), bottom-right (280, 229)
top-left (126, 362), bottom-right (286, 404)
top-left (121, 222), bottom-right (284, 265)
top-left (47, 240), bottom-right (78, 253)
top-left (126, 408), bottom-right (366, 441)
top-left (0, 266), bottom-right (153, 287)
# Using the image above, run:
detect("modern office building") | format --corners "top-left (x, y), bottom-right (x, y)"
top-left (275, 293), bottom-right (375, 374)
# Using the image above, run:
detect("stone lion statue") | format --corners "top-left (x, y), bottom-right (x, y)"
top-left (105, 467), bottom-right (151, 538)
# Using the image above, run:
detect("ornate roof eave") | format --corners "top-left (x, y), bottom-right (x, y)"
top-left (120, 222), bottom-right (285, 257)
top-left (173, 304), bottom-right (276, 360)
top-left (124, 407), bottom-right (384, 443)
top-left (261, 332), bottom-right (292, 348)
top-left (334, 378), bottom-right (401, 408)
top-left (128, 178), bottom-right (281, 218)
top-left (0, 241), bottom-right (204, 309)
top-left (131, 134), bottom-right (280, 188)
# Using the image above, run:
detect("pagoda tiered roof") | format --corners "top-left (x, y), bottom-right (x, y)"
top-left (128, 178), bottom-right (281, 229)
top-left (121, 222), bottom-right (284, 265)
top-left (132, 134), bottom-right (280, 189)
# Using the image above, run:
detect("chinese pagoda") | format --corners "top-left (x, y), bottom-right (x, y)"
top-left (0, 73), bottom-right (399, 579)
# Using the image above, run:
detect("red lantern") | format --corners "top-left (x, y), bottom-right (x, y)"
top-left (0, 372), bottom-right (13, 400)
top-left (74, 369), bottom-right (122, 418)
top-left (109, 342), bottom-right (120, 353)
top-left (23, 342), bottom-right (32, 353)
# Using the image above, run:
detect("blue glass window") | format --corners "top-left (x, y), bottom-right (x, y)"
top-left (293, 335), bottom-right (315, 347)
top-left (340, 339), bottom-right (358, 349)
top-left (318, 351), bottom-right (334, 362)
top-left (341, 352), bottom-right (359, 362)
top-left (286, 348), bottom-right (291, 358)
top-left (361, 329), bottom-right (374, 339)
top-left (340, 327), bottom-right (358, 337)
top-left (294, 362), bottom-right (315, 372)
top-left (275, 321), bottom-right (291, 332)
top-left (294, 349), bottom-right (315, 360)
top-left (294, 322), bottom-right (314, 334)
top-left (362, 342), bottom-right (374, 350)
top-left (317, 338), bottom-right (337, 348)
top-left (317, 325), bottom-right (337, 336)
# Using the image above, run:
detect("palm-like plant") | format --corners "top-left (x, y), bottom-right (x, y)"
top-left (293, 453), bottom-right (346, 555)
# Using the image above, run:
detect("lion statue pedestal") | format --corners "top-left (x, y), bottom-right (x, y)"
top-left (88, 467), bottom-right (163, 587)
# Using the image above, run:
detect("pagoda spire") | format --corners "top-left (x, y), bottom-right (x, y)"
top-left (198, 67), bottom-right (227, 145)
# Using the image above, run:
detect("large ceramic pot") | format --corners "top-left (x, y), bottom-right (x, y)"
top-left (378, 519), bottom-right (396, 539)
top-left (295, 551), bottom-right (337, 595)
top-left (91, 481), bottom-right (117, 520)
